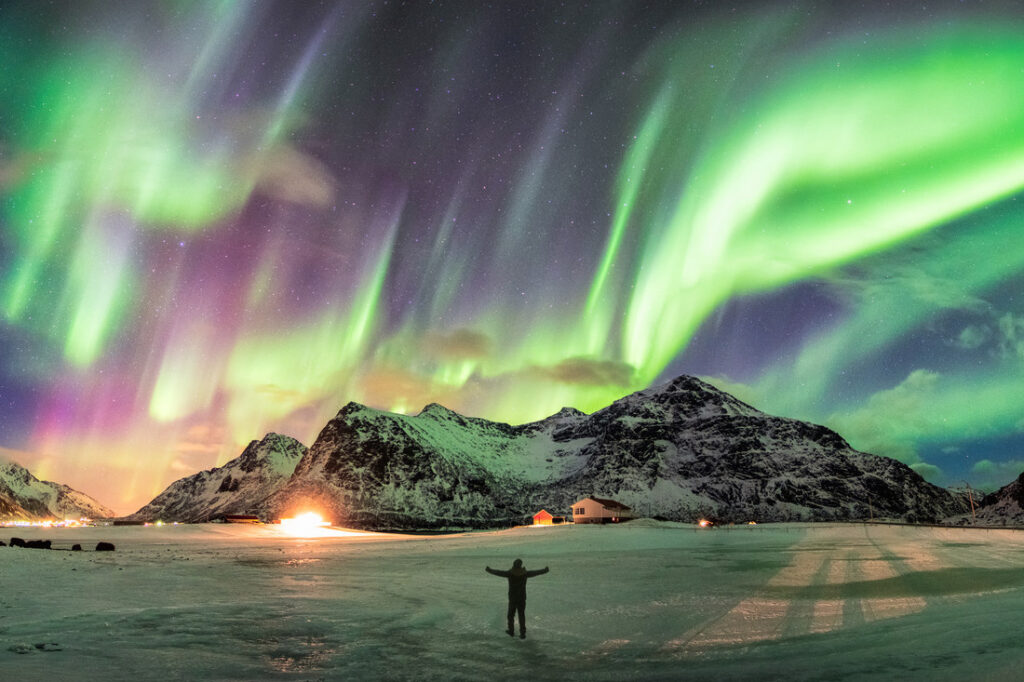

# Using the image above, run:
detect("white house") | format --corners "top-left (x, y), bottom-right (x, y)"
top-left (570, 497), bottom-right (633, 524)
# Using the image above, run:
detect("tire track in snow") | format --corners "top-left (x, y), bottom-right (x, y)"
top-left (668, 528), bottom-right (939, 653)
top-left (856, 556), bottom-right (926, 623)
top-left (809, 552), bottom-right (846, 634)
top-left (860, 524), bottom-right (937, 621)
top-left (783, 549), bottom-right (837, 638)
top-left (669, 538), bottom-right (828, 651)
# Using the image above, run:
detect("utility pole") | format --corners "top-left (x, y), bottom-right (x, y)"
top-left (962, 481), bottom-right (976, 525)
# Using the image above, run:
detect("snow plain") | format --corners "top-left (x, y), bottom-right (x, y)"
top-left (3, 521), bottom-right (1024, 681)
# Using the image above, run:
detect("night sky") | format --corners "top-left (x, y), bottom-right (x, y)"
top-left (2, 0), bottom-right (1024, 514)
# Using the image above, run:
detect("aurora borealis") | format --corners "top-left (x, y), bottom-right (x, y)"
top-left (3, 0), bottom-right (1024, 513)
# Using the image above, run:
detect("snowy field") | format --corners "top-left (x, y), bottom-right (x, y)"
top-left (3, 521), bottom-right (1024, 681)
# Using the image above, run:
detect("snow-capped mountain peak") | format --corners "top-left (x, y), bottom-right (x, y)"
top-left (130, 374), bottom-right (962, 528)
top-left (0, 459), bottom-right (115, 521)
top-left (258, 374), bottom-right (960, 528)
top-left (124, 433), bottom-right (307, 522)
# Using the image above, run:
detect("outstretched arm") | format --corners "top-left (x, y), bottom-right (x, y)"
top-left (525, 567), bottom-right (549, 577)
top-left (485, 566), bottom-right (510, 577)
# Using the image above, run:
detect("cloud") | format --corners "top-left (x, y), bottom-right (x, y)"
top-left (173, 440), bottom-right (222, 455)
top-left (251, 144), bottom-right (336, 207)
top-left (253, 384), bottom-right (308, 404)
top-left (909, 462), bottom-right (943, 482)
top-left (946, 311), bottom-right (1024, 358)
top-left (825, 369), bottom-right (942, 466)
top-left (824, 258), bottom-right (988, 315)
top-left (0, 445), bottom-right (41, 470)
top-left (174, 423), bottom-right (226, 455)
top-left (997, 313), bottom-right (1024, 360)
top-left (535, 357), bottom-right (635, 387)
top-left (357, 367), bottom-right (471, 414)
top-left (168, 421), bottom-right (237, 477)
top-left (421, 329), bottom-right (492, 361)
top-left (970, 459), bottom-right (1024, 492)
top-left (954, 324), bottom-right (991, 350)
top-left (169, 458), bottom-right (200, 473)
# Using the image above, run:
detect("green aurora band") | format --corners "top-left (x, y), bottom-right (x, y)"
top-left (622, 25), bottom-right (1024, 386)
top-left (0, 1), bottom-right (300, 367)
top-left (3, 4), bottom-right (1024, 510)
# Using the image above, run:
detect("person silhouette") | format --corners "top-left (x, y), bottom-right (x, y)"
top-left (485, 559), bottom-right (549, 638)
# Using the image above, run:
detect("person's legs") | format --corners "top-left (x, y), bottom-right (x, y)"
top-left (517, 602), bottom-right (526, 638)
top-left (506, 600), bottom-right (516, 636)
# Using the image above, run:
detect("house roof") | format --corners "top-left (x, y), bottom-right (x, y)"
top-left (533, 509), bottom-right (553, 519)
top-left (575, 496), bottom-right (632, 510)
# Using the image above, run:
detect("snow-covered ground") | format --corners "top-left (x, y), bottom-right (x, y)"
top-left (3, 521), bottom-right (1024, 680)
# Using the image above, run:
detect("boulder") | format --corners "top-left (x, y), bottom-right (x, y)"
top-left (71, 544), bottom-right (82, 551)
top-left (10, 537), bottom-right (25, 547)
top-left (25, 539), bottom-right (51, 549)
top-left (95, 541), bottom-right (115, 551)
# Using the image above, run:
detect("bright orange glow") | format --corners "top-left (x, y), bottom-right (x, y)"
top-left (698, 519), bottom-right (712, 528)
top-left (279, 511), bottom-right (331, 534)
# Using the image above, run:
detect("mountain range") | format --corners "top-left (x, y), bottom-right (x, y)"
top-left (967, 473), bottom-right (1024, 525)
top-left (127, 375), bottom-right (966, 528)
top-left (0, 459), bottom-right (115, 521)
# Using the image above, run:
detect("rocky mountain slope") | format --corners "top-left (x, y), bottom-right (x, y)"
top-left (125, 433), bottom-right (306, 522)
top-left (257, 375), bottom-right (961, 528)
top-left (0, 459), bottom-right (115, 521)
top-left (966, 473), bottom-right (1024, 525)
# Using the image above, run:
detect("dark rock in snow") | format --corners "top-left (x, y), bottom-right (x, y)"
top-left (95, 542), bottom-right (115, 551)
top-left (71, 544), bottom-right (82, 551)
top-left (10, 537), bottom-right (25, 547)
top-left (24, 539), bottom-right (51, 549)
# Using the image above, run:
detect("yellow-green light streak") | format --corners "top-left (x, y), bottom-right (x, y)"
top-left (624, 25), bottom-right (1024, 385)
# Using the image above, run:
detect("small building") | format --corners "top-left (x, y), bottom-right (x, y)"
top-left (533, 509), bottom-right (554, 525)
top-left (223, 514), bottom-right (262, 524)
top-left (570, 497), bottom-right (633, 524)
top-left (532, 510), bottom-right (568, 525)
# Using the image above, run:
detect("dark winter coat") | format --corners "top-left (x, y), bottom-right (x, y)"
top-left (485, 565), bottom-right (549, 602)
